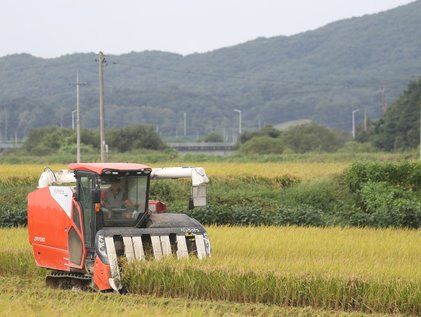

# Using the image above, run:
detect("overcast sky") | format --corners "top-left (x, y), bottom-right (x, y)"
top-left (0, 0), bottom-right (415, 58)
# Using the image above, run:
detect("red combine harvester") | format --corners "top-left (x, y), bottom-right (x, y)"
top-left (27, 163), bottom-right (210, 291)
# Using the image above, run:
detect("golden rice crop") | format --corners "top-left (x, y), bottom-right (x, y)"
top-left (124, 226), bottom-right (421, 314)
top-left (0, 164), bottom-right (65, 179)
top-left (1, 226), bottom-right (419, 315)
top-left (0, 277), bottom-right (379, 317)
top-left (0, 162), bottom-right (349, 179)
top-left (6, 226), bottom-right (419, 281)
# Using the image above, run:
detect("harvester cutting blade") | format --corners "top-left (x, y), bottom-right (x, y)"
top-left (103, 232), bottom-right (210, 291)
top-left (131, 236), bottom-right (146, 260)
top-left (104, 236), bottom-right (122, 292)
top-left (150, 235), bottom-right (163, 260)
top-left (176, 235), bottom-right (189, 259)
top-left (194, 234), bottom-right (207, 260)
top-left (122, 237), bottom-right (135, 262)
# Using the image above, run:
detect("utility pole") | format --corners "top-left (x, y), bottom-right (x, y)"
top-left (352, 109), bottom-right (359, 140)
top-left (364, 108), bottom-right (368, 132)
top-left (234, 109), bottom-right (242, 137)
top-left (183, 112), bottom-right (187, 137)
top-left (71, 110), bottom-right (76, 130)
top-left (417, 77), bottom-right (421, 160)
top-left (74, 71), bottom-right (87, 163)
top-left (98, 52), bottom-right (106, 162)
top-left (4, 109), bottom-right (7, 142)
top-left (380, 86), bottom-right (388, 114)
top-left (59, 112), bottom-right (64, 128)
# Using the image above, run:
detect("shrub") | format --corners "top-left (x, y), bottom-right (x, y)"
top-left (185, 205), bottom-right (233, 226)
top-left (345, 161), bottom-right (421, 192)
top-left (238, 125), bottom-right (280, 144)
top-left (275, 204), bottom-right (326, 227)
top-left (185, 205), bottom-right (274, 226)
top-left (150, 181), bottom-right (176, 202)
top-left (241, 136), bottom-right (284, 154)
top-left (201, 132), bottom-right (223, 143)
top-left (339, 141), bottom-right (375, 153)
top-left (357, 181), bottom-right (421, 228)
top-left (0, 177), bottom-right (35, 227)
top-left (230, 206), bottom-right (274, 226)
top-left (281, 123), bottom-right (346, 153)
top-left (23, 126), bottom-right (73, 154)
top-left (23, 125), bottom-right (166, 155)
top-left (0, 208), bottom-right (27, 227)
top-left (106, 125), bottom-right (166, 151)
top-left (280, 178), bottom-right (343, 213)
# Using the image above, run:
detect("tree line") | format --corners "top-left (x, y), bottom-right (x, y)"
top-left (23, 125), bottom-right (166, 155)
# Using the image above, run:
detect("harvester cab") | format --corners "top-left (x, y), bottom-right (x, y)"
top-left (27, 163), bottom-right (211, 291)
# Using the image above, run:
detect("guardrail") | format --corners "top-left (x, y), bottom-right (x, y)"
top-left (168, 142), bottom-right (236, 152)
top-left (0, 142), bottom-right (22, 150)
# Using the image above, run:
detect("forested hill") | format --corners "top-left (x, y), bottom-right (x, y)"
top-left (1, 0), bottom-right (421, 139)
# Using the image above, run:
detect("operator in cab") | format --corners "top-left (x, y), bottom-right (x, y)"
top-left (101, 178), bottom-right (135, 220)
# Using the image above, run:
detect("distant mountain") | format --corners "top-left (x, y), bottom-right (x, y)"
top-left (0, 0), bottom-right (421, 140)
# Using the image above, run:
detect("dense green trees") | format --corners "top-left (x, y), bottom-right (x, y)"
top-left (241, 136), bottom-right (284, 154)
top-left (106, 125), bottom-right (166, 152)
top-left (362, 79), bottom-right (421, 151)
top-left (22, 125), bottom-right (165, 155)
top-left (239, 123), bottom-right (348, 154)
top-left (24, 127), bottom-right (74, 155)
top-left (281, 124), bottom-right (346, 153)
top-left (354, 78), bottom-right (421, 151)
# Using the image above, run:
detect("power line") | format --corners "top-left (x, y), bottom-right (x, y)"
top-left (110, 61), bottom-right (419, 90)
top-left (0, 60), bottom-right (94, 73)
top-left (0, 56), bottom-right (416, 93)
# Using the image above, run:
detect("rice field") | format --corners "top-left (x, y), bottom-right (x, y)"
top-left (0, 162), bottom-right (348, 179)
top-left (1, 227), bottom-right (420, 315)
top-left (0, 163), bottom-right (419, 315)
top-left (0, 277), bottom-right (384, 317)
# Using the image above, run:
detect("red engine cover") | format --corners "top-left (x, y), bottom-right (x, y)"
top-left (28, 187), bottom-right (85, 272)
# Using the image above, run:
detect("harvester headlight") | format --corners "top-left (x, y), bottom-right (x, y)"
top-left (97, 234), bottom-right (107, 258)
top-left (203, 233), bottom-right (211, 256)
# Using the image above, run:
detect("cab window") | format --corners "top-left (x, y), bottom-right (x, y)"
top-left (100, 175), bottom-right (148, 227)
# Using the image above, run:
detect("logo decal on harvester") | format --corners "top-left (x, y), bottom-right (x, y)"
top-left (52, 188), bottom-right (66, 195)
top-left (34, 236), bottom-right (46, 242)
top-left (180, 227), bottom-right (200, 233)
top-left (49, 186), bottom-right (73, 218)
